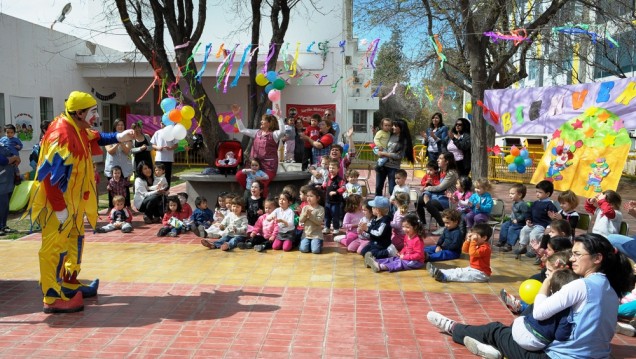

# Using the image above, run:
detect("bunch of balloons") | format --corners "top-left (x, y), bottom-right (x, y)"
top-left (159, 98), bottom-right (196, 142)
top-left (255, 70), bottom-right (286, 102)
top-left (504, 145), bottom-right (532, 173)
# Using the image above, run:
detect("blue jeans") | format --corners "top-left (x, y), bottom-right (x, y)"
top-left (375, 166), bottom-right (397, 196)
top-left (499, 220), bottom-right (524, 246)
top-left (300, 238), bottom-right (323, 254)
top-left (325, 202), bottom-right (342, 230)
top-left (425, 245), bottom-right (460, 262)
top-left (214, 235), bottom-right (246, 249)
top-left (0, 192), bottom-right (9, 229)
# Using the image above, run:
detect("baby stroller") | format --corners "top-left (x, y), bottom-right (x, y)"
top-left (215, 140), bottom-right (243, 176)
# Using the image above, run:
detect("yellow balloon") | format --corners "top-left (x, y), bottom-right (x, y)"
top-left (181, 118), bottom-right (192, 130)
top-left (181, 105), bottom-right (195, 121)
top-left (465, 102), bottom-right (472, 113)
top-left (519, 279), bottom-right (542, 304)
top-left (504, 155), bottom-right (515, 164)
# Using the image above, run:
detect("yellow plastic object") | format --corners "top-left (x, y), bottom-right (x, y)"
top-left (9, 180), bottom-right (34, 211)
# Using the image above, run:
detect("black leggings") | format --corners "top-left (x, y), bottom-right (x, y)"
top-left (140, 193), bottom-right (166, 219)
top-left (453, 322), bottom-right (548, 359)
top-left (416, 197), bottom-right (446, 226)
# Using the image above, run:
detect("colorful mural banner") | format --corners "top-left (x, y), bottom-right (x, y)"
top-left (285, 104), bottom-right (337, 122)
top-left (483, 77), bottom-right (636, 134)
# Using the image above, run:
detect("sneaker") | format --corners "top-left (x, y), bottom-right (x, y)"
top-left (254, 244), bottom-right (265, 252)
top-left (427, 311), bottom-right (455, 334)
top-left (168, 232), bottom-right (177, 237)
top-left (201, 238), bottom-right (214, 249)
top-left (386, 244), bottom-right (398, 257)
top-left (237, 242), bottom-right (247, 250)
top-left (364, 252), bottom-right (375, 268)
top-left (95, 227), bottom-right (107, 233)
top-left (463, 336), bottom-right (502, 359)
top-left (333, 235), bottom-right (345, 243)
top-left (426, 262), bottom-right (436, 277)
top-left (2, 226), bottom-right (17, 234)
top-left (525, 250), bottom-right (537, 258)
top-left (500, 288), bottom-right (522, 314)
top-left (616, 322), bottom-right (636, 337)
top-left (194, 225), bottom-right (207, 238)
top-left (500, 244), bottom-right (512, 252)
top-left (220, 242), bottom-right (230, 251)
top-left (322, 228), bottom-right (331, 234)
top-left (143, 215), bottom-right (153, 224)
top-left (513, 245), bottom-right (527, 255)
top-left (245, 241), bottom-right (254, 249)
top-left (434, 270), bottom-right (447, 282)
top-left (432, 227), bottom-right (445, 236)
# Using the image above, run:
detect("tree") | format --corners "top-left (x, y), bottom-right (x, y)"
top-left (356, 0), bottom-right (636, 177)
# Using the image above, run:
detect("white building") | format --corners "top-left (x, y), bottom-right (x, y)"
top-left (0, 0), bottom-right (378, 173)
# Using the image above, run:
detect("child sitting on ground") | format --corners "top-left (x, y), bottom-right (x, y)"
top-left (366, 213), bottom-right (425, 273)
top-left (192, 196), bottom-right (214, 237)
top-left (96, 195), bottom-right (133, 233)
top-left (246, 181), bottom-right (265, 227)
top-left (343, 169), bottom-right (362, 199)
top-left (515, 180), bottom-right (558, 256)
top-left (424, 209), bottom-right (463, 262)
top-left (158, 196), bottom-right (189, 237)
top-left (270, 192), bottom-right (297, 252)
top-left (464, 178), bottom-right (494, 230)
top-left (373, 118), bottom-right (392, 167)
top-left (250, 198), bottom-right (279, 252)
top-left (299, 187), bottom-right (326, 254)
top-left (390, 192), bottom-right (410, 251)
top-left (361, 196), bottom-right (397, 261)
top-left (347, 200), bottom-right (374, 254)
top-left (427, 223), bottom-right (492, 283)
top-left (585, 190), bottom-right (623, 238)
top-left (335, 194), bottom-right (364, 246)
top-left (204, 197), bottom-right (248, 251)
top-left (531, 220), bottom-right (573, 270)
top-left (497, 183), bottom-right (530, 252)
top-left (178, 192), bottom-right (193, 230)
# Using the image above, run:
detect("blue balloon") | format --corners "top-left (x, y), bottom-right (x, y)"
top-left (508, 163), bottom-right (517, 172)
top-left (265, 84), bottom-right (274, 94)
top-left (467, 114), bottom-right (473, 120)
top-left (517, 164), bottom-right (526, 174)
top-left (266, 109), bottom-right (272, 115)
top-left (162, 113), bottom-right (173, 126)
top-left (343, 143), bottom-right (349, 154)
top-left (520, 149), bottom-right (529, 158)
top-left (266, 71), bottom-right (278, 83)
top-left (161, 97), bottom-right (177, 112)
top-left (524, 158), bottom-right (533, 167)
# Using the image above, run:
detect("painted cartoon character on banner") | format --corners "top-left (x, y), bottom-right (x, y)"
top-left (546, 140), bottom-right (577, 182)
top-left (584, 158), bottom-right (610, 192)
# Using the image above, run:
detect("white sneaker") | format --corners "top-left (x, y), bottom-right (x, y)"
top-left (427, 311), bottom-right (455, 334)
top-left (333, 235), bottom-right (345, 243)
top-left (322, 228), bottom-right (331, 234)
top-left (463, 336), bottom-right (502, 359)
top-left (432, 227), bottom-right (445, 236)
top-left (616, 322), bottom-right (636, 337)
top-left (386, 244), bottom-right (398, 257)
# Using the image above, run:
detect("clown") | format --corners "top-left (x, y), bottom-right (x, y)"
top-left (27, 91), bottom-right (134, 313)
top-left (585, 158), bottom-right (610, 192)
top-left (546, 140), bottom-right (575, 182)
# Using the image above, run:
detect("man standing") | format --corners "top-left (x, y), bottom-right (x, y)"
top-left (28, 91), bottom-right (134, 313)
top-left (151, 125), bottom-right (178, 189)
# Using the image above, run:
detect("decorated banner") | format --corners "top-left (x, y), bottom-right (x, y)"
top-left (285, 104), bottom-right (337, 122)
top-left (483, 77), bottom-right (636, 134)
top-left (9, 96), bottom-right (37, 149)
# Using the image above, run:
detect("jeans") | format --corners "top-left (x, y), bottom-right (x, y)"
top-left (424, 245), bottom-right (460, 262)
top-left (519, 225), bottom-right (545, 246)
top-left (498, 221), bottom-right (524, 246)
top-left (360, 242), bottom-right (390, 259)
top-left (325, 202), bottom-right (342, 231)
top-left (375, 166), bottom-right (397, 196)
top-left (214, 235), bottom-right (246, 249)
top-left (300, 237), bottom-right (323, 254)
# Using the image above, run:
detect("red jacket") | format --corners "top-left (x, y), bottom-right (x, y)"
top-left (162, 210), bottom-right (190, 226)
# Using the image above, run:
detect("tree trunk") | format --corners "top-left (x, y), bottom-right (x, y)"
top-left (469, 52), bottom-right (489, 178)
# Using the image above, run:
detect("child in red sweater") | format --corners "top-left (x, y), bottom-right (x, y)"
top-left (427, 223), bottom-right (492, 282)
top-left (157, 196), bottom-right (190, 237)
top-left (420, 160), bottom-right (441, 188)
top-left (366, 213), bottom-right (425, 272)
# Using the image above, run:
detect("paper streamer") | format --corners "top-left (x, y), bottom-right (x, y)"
top-left (382, 82), bottom-right (399, 100)
top-left (282, 42), bottom-right (290, 70)
top-left (371, 82), bottom-right (382, 98)
top-left (306, 41), bottom-right (316, 53)
top-left (175, 41), bottom-right (190, 50)
top-left (195, 43), bottom-right (213, 83)
top-left (437, 86), bottom-right (447, 115)
top-left (483, 29), bottom-right (530, 46)
top-left (318, 75), bottom-right (327, 84)
top-left (429, 35), bottom-right (447, 69)
top-left (289, 42), bottom-right (301, 77)
top-left (318, 40), bottom-right (330, 60)
top-left (339, 40), bottom-right (346, 53)
top-left (231, 44), bottom-right (252, 88)
top-left (262, 43), bottom-right (276, 73)
top-left (425, 86), bottom-right (434, 105)
top-left (216, 43), bottom-right (225, 58)
top-left (331, 76), bottom-right (343, 93)
top-left (222, 44), bottom-right (239, 93)
top-left (367, 38), bottom-right (380, 68)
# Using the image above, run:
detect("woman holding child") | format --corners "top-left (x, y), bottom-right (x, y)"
top-left (233, 104), bottom-right (285, 193)
top-left (134, 161), bottom-right (167, 223)
top-left (417, 152), bottom-right (458, 235)
top-left (428, 233), bottom-right (634, 359)
top-left (375, 119), bottom-right (414, 197)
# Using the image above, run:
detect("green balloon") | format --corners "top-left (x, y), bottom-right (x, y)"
top-left (273, 78), bottom-right (286, 90)
top-left (514, 156), bottom-right (524, 165)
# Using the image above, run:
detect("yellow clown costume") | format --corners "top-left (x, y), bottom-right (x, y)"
top-left (26, 91), bottom-right (121, 312)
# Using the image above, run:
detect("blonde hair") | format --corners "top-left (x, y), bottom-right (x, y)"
top-left (473, 178), bottom-right (492, 192)
top-left (393, 192), bottom-right (410, 214)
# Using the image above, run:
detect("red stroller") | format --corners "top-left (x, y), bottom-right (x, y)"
top-left (215, 140), bottom-right (243, 176)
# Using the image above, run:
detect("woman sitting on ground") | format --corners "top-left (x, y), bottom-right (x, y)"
top-left (133, 161), bottom-right (167, 223)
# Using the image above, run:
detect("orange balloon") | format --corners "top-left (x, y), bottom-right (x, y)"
top-left (510, 145), bottom-right (520, 157)
top-left (169, 109), bottom-right (182, 123)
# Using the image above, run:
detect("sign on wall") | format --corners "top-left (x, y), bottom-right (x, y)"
top-left (9, 96), bottom-right (37, 149)
top-left (286, 104), bottom-right (337, 122)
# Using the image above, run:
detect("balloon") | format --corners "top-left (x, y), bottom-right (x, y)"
top-left (181, 118), bottom-right (192, 130)
top-left (162, 113), bottom-right (173, 126)
top-left (343, 143), bottom-right (349, 155)
top-left (508, 163), bottom-right (517, 172)
top-left (510, 145), bottom-right (520, 157)
top-left (268, 89), bottom-right (281, 102)
top-left (266, 70), bottom-right (278, 83)
top-left (255, 73), bottom-right (269, 86)
top-left (519, 279), bottom-right (542, 304)
top-left (464, 102), bottom-right (472, 113)
top-left (181, 106), bottom-right (195, 121)
top-left (176, 139), bottom-right (188, 153)
top-left (163, 125), bottom-right (175, 141)
top-left (273, 78), bottom-right (286, 90)
top-left (524, 158), bottom-right (533, 167)
top-left (504, 155), bottom-right (515, 164)
top-left (172, 124), bottom-right (187, 140)
top-left (169, 109), bottom-right (182, 123)
top-left (160, 98), bottom-right (177, 112)
top-left (265, 84), bottom-right (274, 94)
top-left (266, 109), bottom-right (273, 115)
top-left (520, 149), bottom-right (529, 158)
top-left (467, 114), bottom-right (473, 120)
top-left (517, 164), bottom-right (526, 174)
top-left (514, 156), bottom-right (524, 166)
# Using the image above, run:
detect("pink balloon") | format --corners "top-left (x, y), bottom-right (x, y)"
top-left (268, 89), bottom-right (281, 102)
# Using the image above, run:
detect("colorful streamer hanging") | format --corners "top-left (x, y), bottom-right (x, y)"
top-left (194, 43), bottom-right (213, 83)
top-left (231, 44), bottom-right (252, 88)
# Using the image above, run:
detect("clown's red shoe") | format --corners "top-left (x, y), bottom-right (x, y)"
top-left (43, 291), bottom-right (84, 314)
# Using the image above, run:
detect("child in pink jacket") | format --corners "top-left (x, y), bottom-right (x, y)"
top-left (335, 194), bottom-right (364, 247)
top-left (249, 198), bottom-right (280, 252)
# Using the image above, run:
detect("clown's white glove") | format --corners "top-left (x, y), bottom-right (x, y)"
top-left (116, 129), bottom-right (135, 142)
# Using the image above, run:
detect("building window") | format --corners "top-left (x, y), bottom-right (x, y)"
top-left (40, 97), bottom-right (53, 122)
top-left (352, 110), bottom-right (367, 133)
top-left (0, 93), bottom-right (5, 128)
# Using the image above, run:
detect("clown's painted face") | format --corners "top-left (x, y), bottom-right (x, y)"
top-left (81, 106), bottom-right (100, 126)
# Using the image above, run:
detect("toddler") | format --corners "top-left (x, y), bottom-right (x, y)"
top-left (373, 118), bottom-right (392, 167)
top-left (420, 160), bottom-right (441, 188)
top-left (424, 209), bottom-right (463, 262)
top-left (299, 187), bottom-right (326, 253)
top-left (366, 213), bottom-right (425, 273)
top-left (303, 115), bottom-right (320, 167)
top-left (360, 196), bottom-right (396, 260)
top-left (428, 223), bottom-right (492, 282)
top-left (516, 180), bottom-right (558, 256)
top-left (531, 220), bottom-right (573, 275)
top-left (213, 192), bottom-right (231, 222)
top-left (548, 190), bottom-right (580, 233)
top-left (390, 192), bottom-right (410, 251)
top-left (335, 194), bottom-right (364, 246)
top-left (241, 160), bottom-right (269, 200)
top-left (270, 192), bottom-right (296, 251)
top-left (178, 192), bottom-right (193, 230)
top-left (1, 124), bottom-right (22, 181)
top-left (205, 198), bottom-right (248, 251)
top-left (150, 163), bottom-right (168, 191)
top-left (585, 190), bottom-right (622, 238)
top-left (158, 196), bottom-right (189, 237)
top-left (106, 165), bottom-right (131, 210)
top-left (308, 156), bottom-right (329, 188)
top-left (464, 178), bottom-right (494, 229)
top-left (347, 200), bottom-right (374, 254)
top-left (322, 159), bottom-right (345, 234)
top-left (250, 198), bottom-right (280, 252)
top-left (192, 196), bottom-right (214, 237)
top-left (283, 117), bottom-right (296, 162)
top-left (96, 195), bottom-right (133, 233)
top-left (448, 176), bottom-right (473, 214)
top-left (497, 183), bottom-right (530, 252)
top-left (390, 169), bottom-right (410, 201)
top-left (343, 169), bottom-right (362, 199)
top-left (217, 151), bottom-right (237, 166)
top-left (245, 181), bottom-right (265, 227)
